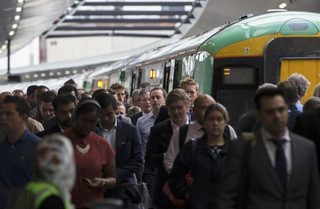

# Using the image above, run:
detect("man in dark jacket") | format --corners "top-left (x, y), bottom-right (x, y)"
top-left (145, 89), bottom-right (190, 209)
top-left (37, 95), bottom-right (76, 138)
top-left (95, 93), bottom-right (143, 208)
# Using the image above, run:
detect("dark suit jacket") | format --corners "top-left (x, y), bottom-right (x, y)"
top-left (94, 118), bottom-right (143, 182)
top-left (236, 108), bottom-right (256, 134)
top-left (217, 130), bottom-right (320, 209)
top-left (154, 105), bottom-right (169, 125)
top-left (293, 107), bottom-right (320, 171)
top-left (129, 112), bottom-right (143, 126)
top-left (37, 123), bottom-right (62, 138)
top-left (144, 119), bottom-right (175, 208)
top-left (94, 118), bottom-right (143, 202)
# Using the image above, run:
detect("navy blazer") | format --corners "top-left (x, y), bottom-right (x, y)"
top-left (94, 118), bottom-right (143, 182)
top-left (217, 130), bottom-right (320, 209)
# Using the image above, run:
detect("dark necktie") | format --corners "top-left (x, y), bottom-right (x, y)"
top-left (271, 139), bottom-right (287, 193)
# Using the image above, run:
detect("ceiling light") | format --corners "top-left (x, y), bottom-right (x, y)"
top-left (279, 3), bottom-right (287, 8)
top-left (12, 24), bottom-right (18, 29)
top-left (2, 45), bottom-right (7, 50)
top-left (16, 7), bottom-right (22, 12)
top-left (9, 31), bottom-right (15, 36)
top-left (15, 15), bottom-right (20, 20)
top-left (17, 0), bottom-right (24, 3)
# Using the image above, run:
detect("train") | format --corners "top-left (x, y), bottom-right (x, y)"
top-left (86, 11), bottom-right (320, 127)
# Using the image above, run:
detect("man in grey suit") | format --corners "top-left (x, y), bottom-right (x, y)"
top-left (217, 87), bottom-right (320, 209)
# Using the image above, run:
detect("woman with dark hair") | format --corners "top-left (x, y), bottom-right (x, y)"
top-left (62, 99), bottom-right (116, 209)
top-left (168, 103), bottom-right (232, 209)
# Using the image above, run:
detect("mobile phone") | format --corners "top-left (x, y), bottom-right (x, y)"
top-left (82, 177), bottom-right (92, 184)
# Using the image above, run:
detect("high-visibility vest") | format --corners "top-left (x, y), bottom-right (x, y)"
top-left (16, 181), bottom-right (71, 209)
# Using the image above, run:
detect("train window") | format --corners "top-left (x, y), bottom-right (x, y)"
top-left (222, 65), bottom-right (255, 85)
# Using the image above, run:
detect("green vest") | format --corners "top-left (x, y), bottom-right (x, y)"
top-left (16, 181), bottom-right (71, 209)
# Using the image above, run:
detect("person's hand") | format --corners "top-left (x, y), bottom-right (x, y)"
top-left (84, 177), bottom-right (104, 188)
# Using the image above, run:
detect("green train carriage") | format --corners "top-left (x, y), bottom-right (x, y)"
top-left (90, 11), bottom-right (320, 127)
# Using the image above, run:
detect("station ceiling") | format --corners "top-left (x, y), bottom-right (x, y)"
top-left (42, 0), bottom-right (201, 39)
top-left (0, 0), bottom-right (73, 57)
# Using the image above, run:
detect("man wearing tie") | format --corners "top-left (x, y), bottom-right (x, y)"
top-left (217, 87), bottom-right (320, 209)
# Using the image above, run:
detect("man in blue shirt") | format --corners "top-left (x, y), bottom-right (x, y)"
top-left (136, 87), bottom-right (167, 158)
top-left (0, 96), bottom-right (41, 209)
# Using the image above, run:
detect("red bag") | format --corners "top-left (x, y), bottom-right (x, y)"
top-left (162, 182), bottom-right (186, 208)
top-left (162, 140), bottom-right (198, 208)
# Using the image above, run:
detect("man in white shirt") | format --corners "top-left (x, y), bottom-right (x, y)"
top-left (163, 94), bottom-right (215, 173)
top-left (163, 94), bottom-right (238, 173)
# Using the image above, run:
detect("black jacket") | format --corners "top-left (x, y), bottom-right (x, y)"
top-left (168, 135), bottom-right (230, 209)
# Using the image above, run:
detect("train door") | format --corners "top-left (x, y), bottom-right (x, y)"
top-left (280, 59), bottom-right (320, 103)
top-left (212, 58), bottom-right (263, 127)
top-left (163, 61), bottom-right (171, 92)
top-left (173, 59), bottom-right (181, 89)
top-left (137, 68), bottom-right (143, 89)
top-left (264, 37), bottom-right (320, 103)
top-left (131, 69), bottom-right (138, 94)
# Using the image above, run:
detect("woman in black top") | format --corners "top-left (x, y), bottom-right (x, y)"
top-left (168, 103), bottom-right (232, 209)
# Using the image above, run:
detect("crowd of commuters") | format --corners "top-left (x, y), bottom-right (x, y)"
top-left (1, 74), bottom-right (320, 209)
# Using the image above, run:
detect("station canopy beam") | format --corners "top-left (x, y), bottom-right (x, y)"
top-left (43, 0), bottom-right (202, 39)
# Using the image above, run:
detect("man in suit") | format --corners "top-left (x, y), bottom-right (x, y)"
top-left (145, 89), bottom-right (190, 209)
top-left (217, 87), bottom-right (320, 209)
top-left (130, 89), bottom-right (152, 125)
top-left (94, 93), bottom-right (143, 209)
top-left (37, 94), bottom-right (76, 138)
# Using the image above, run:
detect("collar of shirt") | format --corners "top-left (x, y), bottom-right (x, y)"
top-left (191, 120), bottom-right (203, 132)
top-left (147, 111), bottom-right (157, 120)
top-left (101, 116), bottom-right (117, 132)
top-left (170, 118), bottom-right (189, 133)
top-left (261, 127), bottom-right (291, 142)
top-left (4, 130), bottom-right (29, 145)
top-left (58, 123), bottom-right (65, 132)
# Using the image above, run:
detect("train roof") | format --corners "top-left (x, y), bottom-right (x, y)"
top-left (90, 11), bottom-right (320, 77)
top-left (199, 11), bottom-right (320, 55)
top-left (90, 24), bottom-right (227, 76)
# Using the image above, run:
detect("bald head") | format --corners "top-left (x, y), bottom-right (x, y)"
top-left (193, 94), bottom-right (216, 125)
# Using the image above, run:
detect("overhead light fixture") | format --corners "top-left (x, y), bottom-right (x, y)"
top-left (17, 0), bottom-right (24, 3)
top-left (16, 7), bottom-right (22, 12)
top-left (9, 31), bottom-right (15, 36)
top-left (2, 45), bottom-right (7, 50)
top-left (12, 24), bottom-right (18, 29)
top-left (14, 15), bottom-right (20, 20)
top-left (279, 3), bottom-right (287, 8)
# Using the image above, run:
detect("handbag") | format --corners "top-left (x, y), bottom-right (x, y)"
top-left (162, 139), bottom-right (198, 208)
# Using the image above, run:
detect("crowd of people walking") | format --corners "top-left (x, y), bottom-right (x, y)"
top-left (1, 74), bottom-right (320, 209)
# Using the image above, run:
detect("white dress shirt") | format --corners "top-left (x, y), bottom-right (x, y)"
top-left (164, 120), bottom-right (200, 173)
